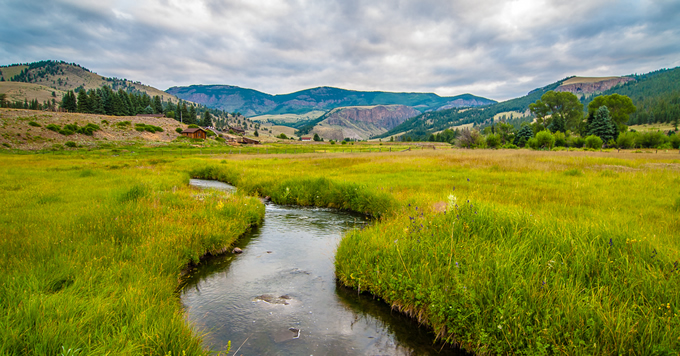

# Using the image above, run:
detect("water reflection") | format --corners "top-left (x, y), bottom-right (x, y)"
top-left (182, 181), bottom-right (468, 355)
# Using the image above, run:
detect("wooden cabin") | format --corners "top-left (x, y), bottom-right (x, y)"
top-left (181, 128), bottom-right (207, 139)
top-left (241, 137), bottom-right (261, 145)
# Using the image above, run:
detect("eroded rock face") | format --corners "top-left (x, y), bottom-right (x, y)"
top-left (555, 77), bottom-right (635, 97)
top-left (313, 105), bottom-right (419, 140)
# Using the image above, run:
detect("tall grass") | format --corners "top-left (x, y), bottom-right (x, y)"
top-left (336, 199), bottom-right (679, 354)
top-left (0, 155), bottom-right (264, 355)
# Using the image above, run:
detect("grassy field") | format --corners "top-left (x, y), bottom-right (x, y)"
top-left (0, 154), bottom-right (264, 355)
top-left (2, 147), bottom-right (679, 354)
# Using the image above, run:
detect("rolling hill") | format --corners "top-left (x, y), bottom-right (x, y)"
top-left (166, 85), bottom-right (496, 117)
top-left (0, 60), bottom-right (181, 105)
top-left (380, 66), bottom-right (680, 140)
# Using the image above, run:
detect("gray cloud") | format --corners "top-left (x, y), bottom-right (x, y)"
top-left (1, 0), bottom-right (679, 101)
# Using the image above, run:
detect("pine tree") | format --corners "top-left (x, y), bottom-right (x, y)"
top-left (188, 105), bottom-right (197, 125)
top-left (202, 110), bottom-right (212, 127)
top-left (588, 106), bottom-right (618, 144)
top-left (153, 96), bottom-right (163, 114)
top-left (77, 90), bottom-right (90, 113)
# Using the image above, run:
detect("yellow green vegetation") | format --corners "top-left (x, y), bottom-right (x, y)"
top-left (0, 154), bottom-right (264, 355)
top-left (2, 147), bottom-right (679, 355)
top-left (189, 149), bottom-right (679, 354)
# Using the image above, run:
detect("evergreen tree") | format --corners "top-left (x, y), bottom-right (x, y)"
top-left (188, 105), bottom-right (197, 125)
top-left (588, 106), bottom-right (618, 144)
top-left (153, 95), bottom-right (163, 114)
top-left (180, 102), bottom-right (190, 124)
top-left (60, 90), bottom-right (77, 112)
top-left (76, 90), bottom-right (90, 113)
top-left (513, 125), bottom-right (533, 147)
top-left (202, 110), bottom-right (212, 127)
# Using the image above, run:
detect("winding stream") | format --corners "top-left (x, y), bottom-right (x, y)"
top-left (182, 179), bottom-right (466, 355)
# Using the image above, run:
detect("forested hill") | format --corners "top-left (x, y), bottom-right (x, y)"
top-left (581, 67), bottom-right (680, 126)
top-left (376, 79), bottom-right (566, 140)
top-left (166, 85), bottom-right (496, 117)
top-left (0, 60), bottom-right (179, 103)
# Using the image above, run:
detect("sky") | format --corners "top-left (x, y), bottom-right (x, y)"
top-left (1, 0), bottom-right (679, 101)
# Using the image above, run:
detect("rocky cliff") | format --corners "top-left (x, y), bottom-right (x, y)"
top-left (555, 77), bottom-right (635, 97)
top-left (311, 105), bottom-right (419, 141)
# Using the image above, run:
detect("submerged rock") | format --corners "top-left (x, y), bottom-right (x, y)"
top-left (254, 294), bottom-right (293, 305)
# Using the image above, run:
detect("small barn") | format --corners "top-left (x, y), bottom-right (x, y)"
top-left (241, 137), bottom-right (261, 145)
top-left (181, 128), bottom-right (207, 139)
top-left (301, 136), bottom-right (312, 141)
top-left (228, 126), bottom-right (246, 135)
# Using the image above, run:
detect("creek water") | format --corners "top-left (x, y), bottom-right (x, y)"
top-left (182, 179), bottom-right (466, 355)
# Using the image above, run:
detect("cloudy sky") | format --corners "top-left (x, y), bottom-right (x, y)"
top-left (1, 0), bottom-right (679, 101)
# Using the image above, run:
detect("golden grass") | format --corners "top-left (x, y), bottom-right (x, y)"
top-left (561, 76), bottom-right (622, 85)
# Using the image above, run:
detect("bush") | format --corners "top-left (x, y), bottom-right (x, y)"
top-left (206, 130), bottom-right (215, 137)
top-left (553, 131), bottom-right (567, 147)
top-left (28, 121), bottom-right (41, 127)
top-left (535, 130), bottom-right (555, 149)
top-left (64, 141), bottom-right (77, 148)
top-left (569, 136), bottom-right (585, 148)
top-left (135, 123), bottom-right (163, 133)
top-left (175, 127), bottom-right (183, 134)
top-left (116, 121), bottom-right (131, 129)
top-left (501, 143), bottom-right (518, 149)
top-left (616, 132), bottom-right (637, 149)
top-left (278, 133), bottom-right (288, 139)
top-left (341, 141), bottom-right (347, 145)
top-left (636, 131), bottom-right (666, 148)
top-left (188, 124), bottom-right (199, 128)
top-left (584, 135), bottom-right (603, 149)
top-left (46, 124), bottom-right (60, 132)
top-left (485, 134), bottom-right (501, 149)
top-left (670, 134), bottom-right (680, 149)
top-left (527, 137), bottom-right (539, 150)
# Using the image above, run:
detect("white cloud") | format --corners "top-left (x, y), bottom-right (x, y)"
top-left (1, 0), bottom-right (679, 101)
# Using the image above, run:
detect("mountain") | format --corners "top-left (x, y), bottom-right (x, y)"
top-left (379, 66), bottom-right (680, 140)
top-left (296, 105), bottom-right (420, 141)
top-left (376, 79), bottom-right (565, 139)
top-left (555, 76), bottom-right (635, 98)
top-left (0, 60), bottom-right (180, 104)
top-left (165, 85), bottom-right (496, 117)
top-left (580, 67), bottom-right (680, 126)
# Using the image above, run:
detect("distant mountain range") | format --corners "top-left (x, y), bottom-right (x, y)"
top-left (379, 67), bottom-right (680, 140)
top-left (165, 85), bottom-right (497, 117)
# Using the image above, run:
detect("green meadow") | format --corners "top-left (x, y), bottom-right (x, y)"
top-left (1, 146), bottom-right (679, 355)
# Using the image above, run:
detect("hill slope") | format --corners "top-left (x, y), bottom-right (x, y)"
top-left (166, 85), bottom-right (496, 117)
top-left (0, 60), bottom-right (180, 104)
top-left (377, 79), bottom-right (566, 139)
top-left (297, 105), bottom-right (420, 140)
top-left (0, 108), bottom-right (186, 150)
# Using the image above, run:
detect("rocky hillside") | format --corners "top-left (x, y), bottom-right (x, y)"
top-left (555, 76), bottom-right (635, 98)
top-left (309, 105), bottom-right (419, 141)
top-left (166, 85), bottom-right (496, 116)
top-left (0, 108), bottom-right (186, 150)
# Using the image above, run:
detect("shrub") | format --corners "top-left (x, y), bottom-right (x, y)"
top-left (2, 143), bottom-right (10, 148)
top-left (206, 130), bottom-right (215, 137)
top-left (636, 131), bottom-right (666, 148)
top-left (28, 121), bottom-right (41, 127)
top-left (46, 124), bottom-right (61, 132)
top-left (616, 132), bottom-right (637, 149)
top-left (670, 134), bottom-right (680, 149)
top-left (553, 131), bottom-right (567, 147)
top-left (564, 168), bottom-right (583, 176)
top-left (501, 143), bottom-right (518, 149)
top-left (535, 130), bottom-right (555, 149)
top-left (485, 134), bottom-right (501, 149)
top-left (64, 141), bottom-right (77, 148)
top-left (175, 127), bottom-right (183, 134)
top-left (116, 121), bottom-right (131, 129)
top-left (341, 141), bottom-right (347, 145)
top-left (278, 133), bottom-right (288, 139)
top-left (188, 124), bottom-right (199, 128)
top-left (570, 136), bottom-right (585, 148)
top-left (101, 120), bottom-right (109, 125)
top-left (584, 135), bottom-right (603, 149)
top-left (527, 138), bottom-right (539, 149)
top-left (51, 144), bottom-right (64, 151)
